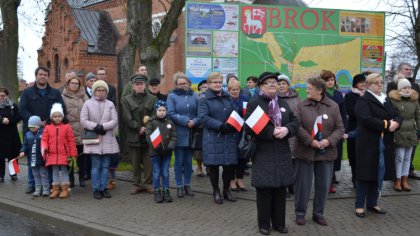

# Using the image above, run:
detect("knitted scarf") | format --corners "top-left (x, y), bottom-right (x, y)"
top-left (259, 91), bottom-right (282, 127)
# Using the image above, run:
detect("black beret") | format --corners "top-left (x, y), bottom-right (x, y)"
top-left (258, 72), bottom-right (278, 86)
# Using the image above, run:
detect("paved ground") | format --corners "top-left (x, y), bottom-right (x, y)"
top-left (0, 160), bottom-right (419, 236)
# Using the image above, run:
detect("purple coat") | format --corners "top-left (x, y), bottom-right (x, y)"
top-left (80, 98), bottom-right (119, 155)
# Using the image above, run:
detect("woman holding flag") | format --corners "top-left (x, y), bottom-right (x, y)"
top-left (0, 87), bottom-right (22, 182)
top-left (293, 77), bottom-right (344, 226)
top-left (246, 72), bottom-right (299, 235)
top-left (199, 72), bottom-right (238, 204)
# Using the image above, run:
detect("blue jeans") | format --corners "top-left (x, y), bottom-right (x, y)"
top-left (27, 158), bottom-right (35, 187)
top-left (377, 138), bottom-right (385, 193)
top-left (91, 155), bottom-right (111, 192)
top-left (151, 156), bottom-right (171, 189)
top-left (174, 147), bottom-right (193, 187)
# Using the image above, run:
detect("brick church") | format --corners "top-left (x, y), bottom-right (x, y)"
top-left (37, 0), bottom-right (306, 92)
top-left (37, 0), bottom-right (186, 92)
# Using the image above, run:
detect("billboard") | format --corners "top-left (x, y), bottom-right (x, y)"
top-left (185, 2), bottom-right (385, 91)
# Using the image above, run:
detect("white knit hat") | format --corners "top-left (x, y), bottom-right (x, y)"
top-left (397, 78), bottom-right (411, 91)
top-left (92, 80), bottom-right (109, 94)
top-left (50, 103), bottom-right (64, 118)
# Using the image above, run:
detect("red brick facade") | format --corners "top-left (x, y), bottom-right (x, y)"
top-left (38, 0), bottom-right (187, 93)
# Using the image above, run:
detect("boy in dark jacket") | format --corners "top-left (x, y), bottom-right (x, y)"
top-left (19, 116), bottom-right (48, 197)
top-left (146, 100), bottom-right (177, 203)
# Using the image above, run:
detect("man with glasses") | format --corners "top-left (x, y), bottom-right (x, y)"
top-left (96, 67), bottom-right (116, 105)
top-left (386, 63), bottom-right (420, 180)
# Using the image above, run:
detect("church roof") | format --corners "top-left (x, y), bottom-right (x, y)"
top-left (67, 0), bottom-right (107, 8)
top-left (71, 8), bottom-right (119, 55)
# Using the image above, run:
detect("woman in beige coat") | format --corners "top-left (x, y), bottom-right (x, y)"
top-left (62, 76), bottom-right (89, 187)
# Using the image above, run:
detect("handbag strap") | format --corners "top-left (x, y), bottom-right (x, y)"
top-left (98, 100), bottom-right (108, 124)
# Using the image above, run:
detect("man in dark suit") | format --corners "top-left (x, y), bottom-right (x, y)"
top-left (84, 72), bottom-right (97, 99)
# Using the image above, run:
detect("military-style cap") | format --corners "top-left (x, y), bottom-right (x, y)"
top-left (130, 74), bottom-right (148, 83)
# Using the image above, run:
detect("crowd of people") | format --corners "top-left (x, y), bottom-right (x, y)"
top-left (0, 62), bottom-right (419, 235)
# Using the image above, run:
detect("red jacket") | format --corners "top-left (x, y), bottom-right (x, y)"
top-left (41, 123), bottom-right (77, 167)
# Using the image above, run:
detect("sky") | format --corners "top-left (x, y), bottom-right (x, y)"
top-left (17, 0), bottom-right (396, 82)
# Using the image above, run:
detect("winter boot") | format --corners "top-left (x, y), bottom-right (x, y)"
top-left (223, 188), bottom-right (237, 202)
top-left (69, 174), bottom-right (75, 188)
top-left (33, 185), bottom-right (42, 197)
top-left (163, 188), bottom-right (173, 203)
top-left (154, 189), bottom-right (163, 203)
top-left (42, 185), bottom-right (50, 197)
top-left (59, 184), bottom-right (70, 199)
top-left (401, 176), bottom-right (412, 192)
top-left (393, 178), bottom-right (402, 192)
top-left (79, 176), bottom-right (86, 187)
top-left (106, 179), bottom-right (116, 190)
top-left (49, 184), bottom-right (60, 199)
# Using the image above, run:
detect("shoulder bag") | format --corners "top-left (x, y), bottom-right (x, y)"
top-left (82, 102), bottom-right (107, 145)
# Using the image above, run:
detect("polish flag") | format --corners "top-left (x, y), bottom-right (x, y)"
top-left (227, 110), bottom-right (244, 132)
top-left (8, 158), bottom-right (20, 175)
top-left (245, 105), bottom-right (270, 135)
top-left (150, 127), bottom-right (163, 148)
top-left (311, 115), bottom-right (323, 139)
top-left (242, 102), bottom-right (248, 116)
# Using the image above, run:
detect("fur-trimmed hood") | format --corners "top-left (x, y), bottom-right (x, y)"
top-left (388, 89), bottom-right (419, 101)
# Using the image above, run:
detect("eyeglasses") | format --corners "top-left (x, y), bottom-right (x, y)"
top-left (177, 82), bottom-right (188, 86)
top-left (69, 82), bottom-right (80, 85)
top-left (371, 81), bottom-right (384, 85)
top-left (210, 81), bottom-right (223, 84)
top-left (96, 89), bottom-right (106, 92)
top-left (262, 81), bottom-right (277, 86)
top-left (97, 73), bottom-right (106, 76)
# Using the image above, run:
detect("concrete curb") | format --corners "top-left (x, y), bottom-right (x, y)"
top-left (0, 196), bottom-right (142, 236)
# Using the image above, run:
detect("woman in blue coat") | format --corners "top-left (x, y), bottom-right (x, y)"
top-left (199, 72), bottom-right (238, 204)
top-left (167, 72), bottom-right (200, 198)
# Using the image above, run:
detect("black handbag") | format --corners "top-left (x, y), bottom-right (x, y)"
top-left (82, 129), bottom-right (99, 145)
top-left (238, 131), bottom-right (256, 161)
top-left (190, 128), bottom-right (203, 150)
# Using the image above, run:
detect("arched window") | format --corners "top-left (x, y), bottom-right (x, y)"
top-left (54, 54), bottom-right (61, 82)
top-left (47, 61), bottom-right (51, 69)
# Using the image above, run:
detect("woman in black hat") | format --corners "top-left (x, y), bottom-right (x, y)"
top-left (344, 73), bottom-right (367, 187)
top-left (246, 72), bottom-right (299, 235)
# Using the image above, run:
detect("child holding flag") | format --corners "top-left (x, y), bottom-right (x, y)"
top-left (146, 100), bottom-right (177, 203)
top-left (19, 116), bottom-right (47, 197)
top-left (41, 103), bottom-right (77, 199)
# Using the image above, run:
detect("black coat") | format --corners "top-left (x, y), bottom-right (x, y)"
top-left (246, 94), bottom-right (299, 188)
top-left (19, 84), bottom-right (65, 134)
top-left (354, 91), bottom-right (402, 181)
top-left (344, 91), bottom-right (361, 131)
top-left (0, 101), bottom-right (22, 159)
top-left (326, 90), bottom-right (348, 132)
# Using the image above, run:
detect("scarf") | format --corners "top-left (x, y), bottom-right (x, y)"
top-left (367, 90), bottom-right (387, 104)
top-left (249, 88), bottom-right (256, 96)
top-left (259, 90), bottom-right (282, 127)
top-left (0, 98), bottom-right (14, 109)
top-left (326, 87), bottom-right (335, 97)
top-left (351, 88), bottom-right (365, 96)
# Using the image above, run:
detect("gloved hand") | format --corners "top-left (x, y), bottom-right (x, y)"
top-left (94, 124), bottom-right (103, 134)
top-left (220, 123), bottom-right (235, 134)
top-left (67, 156), bottom-right (79, 173)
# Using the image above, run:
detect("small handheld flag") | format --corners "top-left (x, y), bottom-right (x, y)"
top-left (245, 105), bottom-right (270, 135)
top-left (9, 158), bottom-right (20, 175)
top-left (242, 102), bottom-right (248, 116)
top-left (226, 110), bottom-right (244, 132)
top-left (150, 127), bottom-right (163, 148)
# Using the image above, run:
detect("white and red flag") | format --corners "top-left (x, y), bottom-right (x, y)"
top-left (150, 127), bottom-right (163, 148)
top-left (8, 158), bottom-right (20, 175)
top-left (226, 110), bottom-right (244, 132)
top-left (245, 105), bottom-right (270, 135)
top-left (311, 115), bottom-right (323, 139)
top-left (242, 101), bottom-right (248, 116)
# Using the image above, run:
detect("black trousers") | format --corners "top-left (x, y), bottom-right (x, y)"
top-left (208, 165), bottom-right (235, 191)
top-left (256, 187), bottom-right (287, 229)
top-left (0, 157), bottom-right (15, 178)
top-left (235, 158), bottom-right (248, 179)
top-left (69, 145), bottom-right (86, 183)
top-left (347, 138), bottom-right (356, 183)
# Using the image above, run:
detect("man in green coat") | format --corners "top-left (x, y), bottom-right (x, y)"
top-left (121, 74), bottom-right (157, 194)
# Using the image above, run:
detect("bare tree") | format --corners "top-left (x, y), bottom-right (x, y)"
top-left (0, 0), bottom-right (21, 101)
top-left (386, 0), bottom-right (420, 78)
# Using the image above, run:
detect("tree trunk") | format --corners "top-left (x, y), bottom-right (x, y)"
top-left (0, 0), bottom-right (20, 102)
top-left (127, 0), bottom-right (185, 78)
top-left (116, 34), bottom-right (137, 162)
top-left (413, 0), bottom-right (420, 79)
